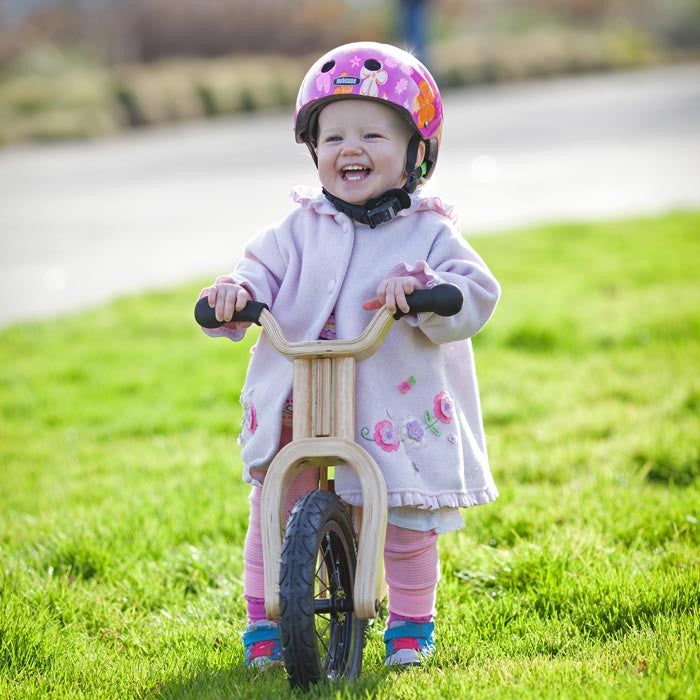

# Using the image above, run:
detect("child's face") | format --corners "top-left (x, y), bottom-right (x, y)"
top-left (316, 99), bottom-right (419, 205)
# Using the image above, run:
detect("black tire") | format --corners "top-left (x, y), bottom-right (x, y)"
top-left (279, 489), bottom-right (366, 689)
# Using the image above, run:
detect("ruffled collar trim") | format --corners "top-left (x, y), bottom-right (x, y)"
top-left (289, 186), bottom-right (459, 226)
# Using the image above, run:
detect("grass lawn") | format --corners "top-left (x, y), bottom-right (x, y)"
top-left (1, 211), bottom-right (698, 698)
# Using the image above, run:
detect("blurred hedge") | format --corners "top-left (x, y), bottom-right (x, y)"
top-left (0, 0), bottom-right (393, 64)
top-left (0, 27), bottom-right (674, 146)
top-left (0, 0), bottom-right (698, 145)
top-left (3, 0), bottom-right (699, 64)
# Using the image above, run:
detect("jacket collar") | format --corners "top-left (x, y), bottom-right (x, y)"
top-left (289, 186), bottom-right (459, 226)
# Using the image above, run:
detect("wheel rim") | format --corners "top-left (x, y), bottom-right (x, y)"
top-left (314, 523), bottom-right (355, 680)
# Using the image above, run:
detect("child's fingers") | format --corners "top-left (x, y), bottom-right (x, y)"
top-left (385, 277), bottom-right (417, 314)
top-left (397, 277), bottom-right (415, 313)
top-left (225, 287), bottom-right (252, 320)
top-left (395, 285), bottom-right (410, 313)
top-left (385, 278), bottom-right (405, 314)
top-left (215, 289), bottom-right (227, 322)
top-left (214, 285), bottom-right (233, 322)
top-left (371, 276), bottom-right (419, 313)
top-left (384, 284), bottom-right (397, 314)
top-left (234, 288), bottom-right (251, 312)
top-left (207, 286), bottom-right (218, 308)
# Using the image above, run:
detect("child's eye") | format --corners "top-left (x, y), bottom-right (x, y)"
top-left (324, 135), bottom-right (342, 143)
top-left (365, 133), bottom-right (383, 139)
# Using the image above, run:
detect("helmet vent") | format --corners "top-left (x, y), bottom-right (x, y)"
top-left (364, 58), bottom-right (381, 71)
top-left (321, 60), bottom-right (336, 73)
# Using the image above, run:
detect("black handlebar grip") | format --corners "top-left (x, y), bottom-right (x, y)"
top-left (394, 283), bottom-right (464, 320)
top-left (194, 297), bottom-right (269, 328)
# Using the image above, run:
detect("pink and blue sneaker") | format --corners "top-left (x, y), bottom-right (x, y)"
top-left (384, 620), bottom-right (436, 667)
top-left (242, 620), bottom-right (283, 669)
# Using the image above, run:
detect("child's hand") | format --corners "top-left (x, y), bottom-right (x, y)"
top-left (362, 276), bottom-right (423, 315)
top-left (204, 277), bottom-right (252, 324)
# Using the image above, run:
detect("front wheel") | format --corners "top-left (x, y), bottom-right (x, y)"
top-left (279, 489), bottom-right (366, 689)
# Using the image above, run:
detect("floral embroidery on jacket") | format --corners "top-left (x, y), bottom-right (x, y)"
top-left (242, 401), bottom-right (258, 435)
top-left (434, 390), bottom-right (454, 424)
top-left (400, 416), bottom-right (426, 448)
top-left (373, 418), bottom-right (400, 452)
top-left (360, 390), bottom-right (454, 451)
top-left (423, 409), bottom-right (442, 435)
top-left (398, 376), bottom-right (416, 394)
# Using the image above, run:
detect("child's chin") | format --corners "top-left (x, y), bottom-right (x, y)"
top-left (343, 194), bottom-right (370, 205)
top-left (328, 184), bottom-right (369, 205)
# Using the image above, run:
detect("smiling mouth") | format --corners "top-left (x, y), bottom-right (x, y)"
top-left (341, 165), bottom-right (371, 181)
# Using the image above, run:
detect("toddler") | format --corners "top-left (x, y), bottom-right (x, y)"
top-left (200, 42), bottom-right (500, 669)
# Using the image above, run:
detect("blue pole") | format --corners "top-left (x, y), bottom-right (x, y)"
top-left (401, 0), bottom-right (428, 65)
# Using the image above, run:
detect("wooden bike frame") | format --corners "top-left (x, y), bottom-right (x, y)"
top-left (258, 307), bottom-right (397, 620)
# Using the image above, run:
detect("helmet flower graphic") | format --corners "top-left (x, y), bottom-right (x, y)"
top-left (360, 62), bottom-right (388, 98)
top-left (374, 419), bottom-right (400, 452)
top-left (315, 64), bottom-right (335, 94)
top-left (385, 55), bottom-right (413, 76)
top-left (433, 391), bottom-right (454, 424)
top-left (415, 80), bottom-right (436, 128)
top-left (394, 78), bottom-right (409, 95)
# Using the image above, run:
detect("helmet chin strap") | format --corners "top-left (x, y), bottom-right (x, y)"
top-left (322, 186), bottom-right (412, 229)
top-left (314, 133), bottom-right (427, 228)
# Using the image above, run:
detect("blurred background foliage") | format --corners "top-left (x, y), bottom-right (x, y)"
top-left (0, 0), bottom-right (698, 145)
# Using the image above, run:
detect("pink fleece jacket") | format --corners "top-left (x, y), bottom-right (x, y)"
top-left (204, 186), bottom-right (501, 511)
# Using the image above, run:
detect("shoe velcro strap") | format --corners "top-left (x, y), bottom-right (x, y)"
top-left (242, 626), bottom-right (280, 646)
top-left (383, 621), bottom-right (434, 643)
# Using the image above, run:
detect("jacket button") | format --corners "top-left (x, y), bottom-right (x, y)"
top-left (327, 279), bottom-right (336, 293)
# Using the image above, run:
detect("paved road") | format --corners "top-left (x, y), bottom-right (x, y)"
top-left (1, 63), bottom-right (699, 326)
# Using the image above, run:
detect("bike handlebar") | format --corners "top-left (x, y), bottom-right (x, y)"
top-left (195, 298), bottom-right (269, 328)
top-left (194, 284), bottom-right (462, 329)
top-left (391, 284), bottom-right (463, 320)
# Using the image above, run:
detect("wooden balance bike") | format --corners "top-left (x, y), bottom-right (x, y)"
top-left (195, 284), bottom-right (462, 689)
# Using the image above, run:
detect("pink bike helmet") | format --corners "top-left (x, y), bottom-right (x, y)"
top-left (295, 41), bottom-right (443, 182)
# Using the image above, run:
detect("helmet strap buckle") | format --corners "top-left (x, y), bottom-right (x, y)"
top-left (322, 187), bottom-right (411, 228)
top-left (367, 199), bottom-right (399, 228)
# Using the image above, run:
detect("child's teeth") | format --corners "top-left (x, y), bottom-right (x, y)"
top-left (343, 166), bottom-right (368, 180)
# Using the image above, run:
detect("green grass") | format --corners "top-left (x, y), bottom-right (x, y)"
top-left (1, 211), bottom-right (699, 698)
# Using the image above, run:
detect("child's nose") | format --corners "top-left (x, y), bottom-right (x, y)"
top-left (340, 140), bottom-right (363, 156)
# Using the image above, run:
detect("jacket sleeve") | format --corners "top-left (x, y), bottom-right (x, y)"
top-left (199, 225), bottom-right (289, 342)
top-left (228, 225), bottom-right (288, 307)
top-left (390, 223), bottom-right (500, 344)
